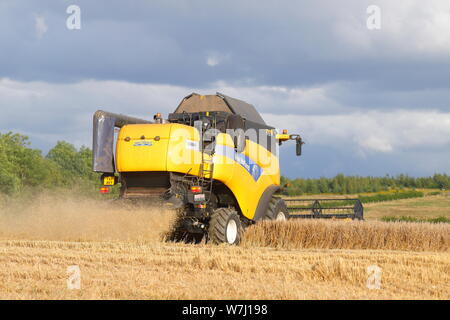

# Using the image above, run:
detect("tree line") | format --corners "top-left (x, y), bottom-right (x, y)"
top-left (1, 131), bottom-right (450, 196)
top-left (281, 173), bottom-right (450, 195)
top-left (0, 132), bottom-right (99, 195)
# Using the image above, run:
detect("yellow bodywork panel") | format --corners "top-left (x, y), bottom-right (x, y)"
top-left (116, 123), bottom-right (280, 220)
top-left (275, 133), bottom-right (290, 141)
top-left (116, 123), bottom-right (201, 174)
top-left (167, 125), bottom-right (202, 176)
top-left (116, 124), bottom-right (171, 172)
top-left (212, 133), bottom-right (280, 218)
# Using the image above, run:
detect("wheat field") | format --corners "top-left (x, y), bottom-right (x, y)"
top-left (242, 219), bottom-right (449, 251)
top-left (0, 194), bottom-right (449, 300)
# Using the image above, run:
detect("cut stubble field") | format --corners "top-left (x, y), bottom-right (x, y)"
top-left (364, 194), bottom-right (450, 220)
top-left (0, 193), bottom-right (449, 300)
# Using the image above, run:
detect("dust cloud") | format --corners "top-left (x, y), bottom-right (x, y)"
top-left (0, 193), bottom-right (176, 242)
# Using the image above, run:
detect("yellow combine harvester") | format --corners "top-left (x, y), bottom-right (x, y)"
top-left (93, 93), bottom-right (363, 244)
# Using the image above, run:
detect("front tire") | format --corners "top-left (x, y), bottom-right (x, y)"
top-left (265, 197), bottom-right (290, 221)
top-left (208, 208), bottom-right (243, 245)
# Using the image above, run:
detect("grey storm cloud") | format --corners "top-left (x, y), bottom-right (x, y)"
top-left (1, 0), bottom-right (450, 178)
top-left (1, 0), bottom-right (450, 90)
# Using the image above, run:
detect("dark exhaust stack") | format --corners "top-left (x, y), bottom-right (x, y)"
top-left (92, 110), bottom-right (153, 173)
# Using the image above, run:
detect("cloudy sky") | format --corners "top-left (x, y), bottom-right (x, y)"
top-left (1, 0), bottom-right (450, 178)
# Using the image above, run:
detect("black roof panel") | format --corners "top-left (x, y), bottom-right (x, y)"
top-left (217, 92), bottom-right (267, 125)
top-left (174, 92), bottom-right (267, 126)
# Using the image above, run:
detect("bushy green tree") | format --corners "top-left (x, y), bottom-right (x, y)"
top-left (0, 132), bottom-right (63, 194)
top-left (0, 132), bottom-right (100, 195)
top-left (46, 141), bottom-right (99, 184)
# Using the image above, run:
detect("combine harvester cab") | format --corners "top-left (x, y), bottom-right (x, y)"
top-left (92, 93), bottom-right (363, 245)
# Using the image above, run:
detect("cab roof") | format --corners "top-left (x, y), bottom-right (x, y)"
top-left (174, 92), bottom-right (267, 126)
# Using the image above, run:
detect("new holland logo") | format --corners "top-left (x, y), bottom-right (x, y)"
top-left (133, 140), bottom-right (153, 147)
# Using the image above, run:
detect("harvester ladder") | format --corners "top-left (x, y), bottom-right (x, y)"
top-left (200, 154), bottom-right (214, 179)
top-left (198, 114), bottom-right (216, 200)
top-left (199, 141), bottom-right (215, 199)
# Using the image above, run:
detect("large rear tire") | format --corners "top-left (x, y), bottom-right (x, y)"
top-left (265, 197), bottom-right (290, 221)
top-left (208, 207), bottom-right (243, 245)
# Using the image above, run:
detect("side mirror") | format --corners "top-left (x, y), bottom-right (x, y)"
top-left (293, 136), bottom-right (304, 156)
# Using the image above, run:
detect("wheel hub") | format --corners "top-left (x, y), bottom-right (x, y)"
top-left (226, 219), bottom-right (238, 243)
top-left (276, 212), bottom-right (287, 221)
